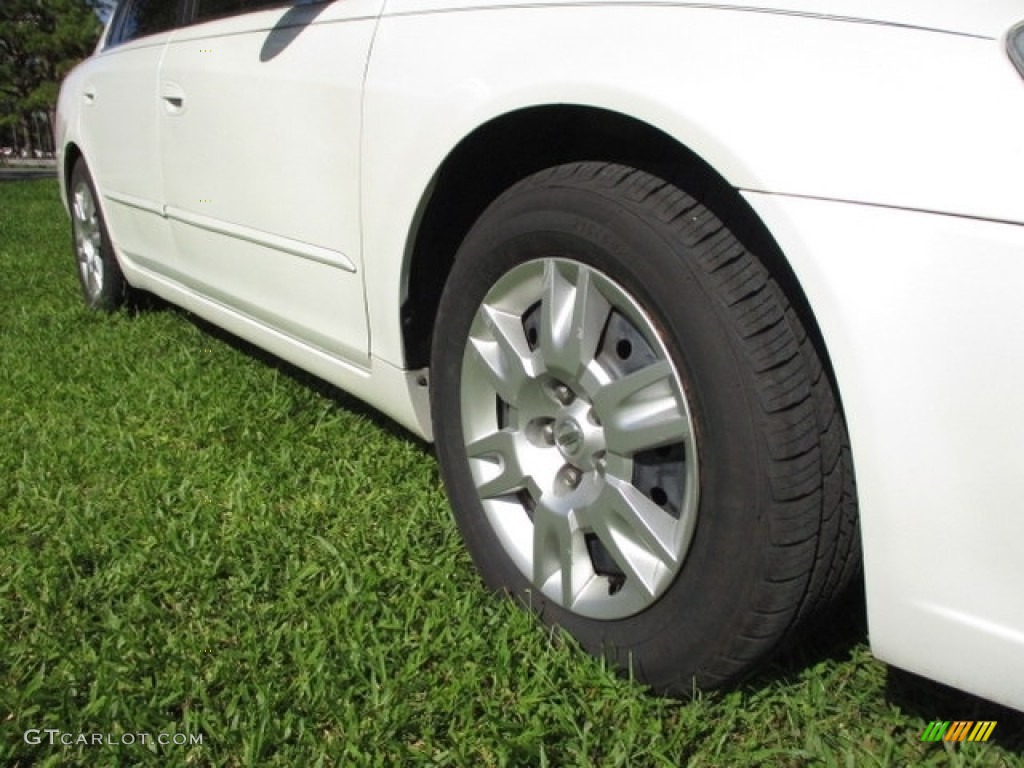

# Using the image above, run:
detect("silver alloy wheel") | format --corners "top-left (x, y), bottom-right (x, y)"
top-left (460, 258), bottom-right (700, 620)
top-left (72, 180), bottom-right (104, 299)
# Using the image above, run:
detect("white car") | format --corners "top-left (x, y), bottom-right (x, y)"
top-left (56, 0), bottom-right (1024, 709)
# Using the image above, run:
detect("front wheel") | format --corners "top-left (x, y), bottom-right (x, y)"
top-left (431, 163), bottom-right (859, 692)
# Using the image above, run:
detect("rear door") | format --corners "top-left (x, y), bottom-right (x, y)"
top-left (158, 0), bottom-right (383, 364)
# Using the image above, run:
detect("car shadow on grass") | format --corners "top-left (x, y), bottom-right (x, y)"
top-left (136, 297), bottom-right (433, 452)
top-left (741, 579), bottom-right (1023, 755)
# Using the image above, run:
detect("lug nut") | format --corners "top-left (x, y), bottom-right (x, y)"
top-left (541, 421), bottom-right (555, 445)
top-left (557, 465), bottom-right (582, 491)
top-left (551, 382), bottom-right (575, 406)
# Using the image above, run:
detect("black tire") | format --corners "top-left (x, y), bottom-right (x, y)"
top-left (431, 162), bottom-right (859, 692)
top-left (69, 158), bottom-right (129, 311)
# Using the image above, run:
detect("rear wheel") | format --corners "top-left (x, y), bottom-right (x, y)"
top-left (431, 162), bottom-right (859, 692)
top-left (70, 158), bottom-right (129, 311)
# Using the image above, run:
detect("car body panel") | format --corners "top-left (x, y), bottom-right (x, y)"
top-left (158, 1), bottom-right (382, 363)
top-left (361, 5), bottom-right (1024, 373)
top-left (383, 0), bottom-right (1024, 39)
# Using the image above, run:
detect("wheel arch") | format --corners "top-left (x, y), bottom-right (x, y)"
top-left (401, 104), bottom-right (841, 413)
top-left (60, 142), bottom-right (85, 207)
top-left (63, 142), bottom-right (83, 186)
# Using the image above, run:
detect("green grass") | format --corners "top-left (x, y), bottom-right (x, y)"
top-left (1, 179), bottom-right (1021, 767)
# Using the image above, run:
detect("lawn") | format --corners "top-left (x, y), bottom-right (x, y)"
top-left (1, 179), bottom-right (1021, 767)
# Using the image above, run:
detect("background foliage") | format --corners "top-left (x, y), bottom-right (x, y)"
top-left (0, 0), bottom-right (111, 153)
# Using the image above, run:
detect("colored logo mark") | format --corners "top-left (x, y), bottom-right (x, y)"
top-left (921, 720), bottom-right (996, 743)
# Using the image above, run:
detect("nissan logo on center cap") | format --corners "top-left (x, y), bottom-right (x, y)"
top-left (554, 418), bottom-right (584, 457)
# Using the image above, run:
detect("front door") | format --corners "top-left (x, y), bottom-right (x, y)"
top-left (158, 0), bottom-right (384, 364)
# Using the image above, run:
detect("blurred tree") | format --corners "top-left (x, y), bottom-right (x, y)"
top-left (0, 0), bottom-right (104, 154)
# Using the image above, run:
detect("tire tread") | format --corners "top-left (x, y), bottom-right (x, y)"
top-left (549, 162), bottom-right (860, 685)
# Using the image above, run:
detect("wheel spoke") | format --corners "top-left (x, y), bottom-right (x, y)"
top-left (466, 429), bottom-right (529, 499)
top-left (74, 186), bottom-right (92, 224)
top-left (594, 360), bottom-right (689, 456)
top-left (602, 475), bottom-right (681, 566)
top-left (533, 502), bottom-right (593, 608)
top-left (468, 304), bottom-right (538, 403)
top-left (589, 476), bottom-right (681, 597)
top-left (539, 261), bottom-right (610, 379)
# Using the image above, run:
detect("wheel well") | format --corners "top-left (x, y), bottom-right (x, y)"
top-left (63, 143), bottom-right (83, 190)
top-left (402, 107), bottom-right (835, 396)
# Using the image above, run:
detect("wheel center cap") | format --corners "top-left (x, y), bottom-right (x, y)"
top-left (554, 417), bottom-right (585, 458)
